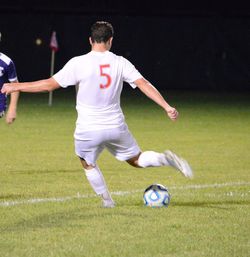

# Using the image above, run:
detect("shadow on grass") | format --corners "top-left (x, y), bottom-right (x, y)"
top-left (10, 169), bottom-right (81, 174)
top-left (172, 200), bottom-right (250, 209)
top-left (1, 206), bottom-right (140, 233)
top-left (1, 198), bottom-right (249, 233)
top-left (0, 194), bottom-right (25, 200)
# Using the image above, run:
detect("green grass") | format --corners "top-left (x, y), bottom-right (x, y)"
top-left (0, 89), bottom-right (250, 257)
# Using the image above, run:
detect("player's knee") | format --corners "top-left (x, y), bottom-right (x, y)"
top-left (126, 153), bottom-right (142, 168)
top-left (79, 157), bottom-right (94, 170)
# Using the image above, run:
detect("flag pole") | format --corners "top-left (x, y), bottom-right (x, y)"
top-left (48, 31), bottom-right (58, 106)
top-left (48, 50), bottom-right (55, 106)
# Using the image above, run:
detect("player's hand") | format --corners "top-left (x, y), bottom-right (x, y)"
top-left (5, 109), bottom-right (17, 124)
top-left (166, 106), bottom-right (179, 121)
top-left (1, 83), bottom-right (15, 95)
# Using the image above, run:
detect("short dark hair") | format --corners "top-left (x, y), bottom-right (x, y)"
top-left (90, 21), bottom-right (114, 43)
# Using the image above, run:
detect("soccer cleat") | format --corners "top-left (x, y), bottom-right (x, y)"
top-left (102, 199), bottom-right (115, 208)
top-left (164, 150), bottom-right (193, 178)
top-left (101, 191), bottom-right (115, 208)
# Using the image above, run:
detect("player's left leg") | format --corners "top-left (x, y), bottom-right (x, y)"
top-left (75, 134), bottom-right (115, 208)
top-left (79, 158), bottom-right (115, 208)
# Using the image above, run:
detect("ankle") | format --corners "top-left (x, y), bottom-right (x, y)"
top-left (101, 191), bottom-right (113, 201)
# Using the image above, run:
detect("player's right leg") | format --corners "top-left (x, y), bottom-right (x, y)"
top-left (105, 124), bottom-right (193, 178)
top-left (163, 150), bottom-right (193, 178)
top-left (134, 150), bottom-right (193, 178)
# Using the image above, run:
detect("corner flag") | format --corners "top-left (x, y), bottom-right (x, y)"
top-left (48, 31), bottom-right (59, 106)
top-left (50, 31), bottom-right (59, 52)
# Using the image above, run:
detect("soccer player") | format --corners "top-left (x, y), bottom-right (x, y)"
top-left (1, 21), bottom-right (193, 207)
top-left (0, 32), bottom-right (19, 124)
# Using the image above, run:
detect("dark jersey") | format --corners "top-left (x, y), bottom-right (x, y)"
top-left (0, 53), bottom-right (17, 112)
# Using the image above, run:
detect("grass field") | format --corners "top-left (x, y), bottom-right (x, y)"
top-left (0, 89), bottom-right (250, 257)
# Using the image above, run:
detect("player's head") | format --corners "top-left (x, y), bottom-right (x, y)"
top-left (90, 21), bottom-right (114, 44)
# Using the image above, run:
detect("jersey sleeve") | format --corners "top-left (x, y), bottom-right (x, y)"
top-left (122, 57), bottom-right (143, 88)
top-left (53, 58), bottom-right (77, 88)
top-left (7, 61), bottom-right (18, 82)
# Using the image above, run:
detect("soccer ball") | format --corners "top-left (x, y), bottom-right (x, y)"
top-left (143, 184), bottom-right (171, 208)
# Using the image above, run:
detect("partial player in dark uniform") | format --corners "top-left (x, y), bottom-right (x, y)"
top-left (0, 32), bottom-right (19, 124)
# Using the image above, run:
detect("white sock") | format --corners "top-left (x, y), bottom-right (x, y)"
top-left (137, 151), bottom-right (169, 168)
top-left (84, 166), bottom-right (114, 205)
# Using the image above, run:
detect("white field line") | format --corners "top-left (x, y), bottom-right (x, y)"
top-left (0, 181), bottom-right (249, 207)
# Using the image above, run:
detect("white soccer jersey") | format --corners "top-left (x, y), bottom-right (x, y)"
top-left (53, 51), bottom-right (143, 139)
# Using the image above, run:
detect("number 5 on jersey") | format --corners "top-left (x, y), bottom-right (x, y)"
top-left (100, 64), bottom-right (111, 89)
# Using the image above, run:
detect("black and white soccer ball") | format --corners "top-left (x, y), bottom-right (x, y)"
top-left (143, 184), bottom-right (171, 208)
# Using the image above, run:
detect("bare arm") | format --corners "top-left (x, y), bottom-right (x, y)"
top-left (1, 77), bottom-right (60, 95)
top-left (134, 78), bottom-right (178, 121)
top-left (5, 79), bottom-right (20, 124)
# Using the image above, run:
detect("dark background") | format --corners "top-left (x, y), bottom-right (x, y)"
top-left (1, 1), bottom-right (250, 90)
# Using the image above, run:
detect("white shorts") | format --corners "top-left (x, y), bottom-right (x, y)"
top-left (75, 125), bottom-right (141, 166)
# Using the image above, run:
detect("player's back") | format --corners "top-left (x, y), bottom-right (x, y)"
top-left (53, 50), bottom-right (142, 132)
top-left (73, 51), bottom-right (127, 131)
top-left (75, 51), bottom-right (124, 108)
